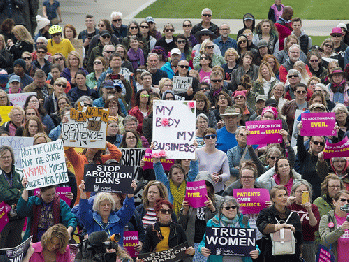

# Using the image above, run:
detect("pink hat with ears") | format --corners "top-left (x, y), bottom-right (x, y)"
top-left (233, 90), bottom-right (247, 98)
top-left (330, 27), bottom-right (343, 36)
top-left (261, 106), bottom-right (278, 119)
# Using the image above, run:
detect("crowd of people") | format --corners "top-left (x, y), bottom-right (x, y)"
top-left (1, 0), bottom-right (349, 261)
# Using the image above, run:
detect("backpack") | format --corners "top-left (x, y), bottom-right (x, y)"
top-left (270, 212), bottom-right (295, 255)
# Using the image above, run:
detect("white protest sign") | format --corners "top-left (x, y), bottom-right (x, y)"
top-left (20, 140), bottom-right (69, 190)
top-left (152, 100), bottom-right (196, 159)
top-left (61, 106), bottom-right (108, 148)
top-left (173, 76), bottom-right (193, 93)
top-left (8, 92), bottom-right (36, 108)
top-left (0, 137), bottom-right (34, 168)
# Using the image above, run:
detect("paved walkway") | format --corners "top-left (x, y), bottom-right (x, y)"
top-left (37, 0), bottom-right (349, 36)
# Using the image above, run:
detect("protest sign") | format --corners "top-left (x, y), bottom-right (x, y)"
top-left (152, 100), bottom-right (196, 159)
top-left (34, 187), bottom-right (72, 206)
top-left (138, 242), bottom-right (189, 262)
top-left (205, 227), bottom-right (256, 256)
top-left (300, 112), bottom-right (337, 136)
top-left (233, 189), bottom-right (270, 214)
top-left (316, 245), bottom-right (335, 262)
top-left (84, 164), bottom-right (134, 193)
top-left (8, 92), bottom-right (36, 107)
top-left (61, 106), bottom-right (108, 148)
top-left (173, 76), bottom-right (193, 93)
top-left (120, 148), bottom-right (146, 178)
top-left (323, 136), bottom-right (349, 159)
top-left (0, 136), bottom-right (33, 168)
top-left (0, 202), bottom-right (10, 233)
top-left (184, 180), bottom-right (208, 208)
top-left (246, 120), bottom-right (282, 145)
top-left (0, 106), bottom-right (13, 125)
top-left (143, 148), bottom-right (175, 171)
top-left (20, 140), bottom-right (69, 190)
top-left (0, 236), bottom-right (32, 262)
top-left (123, 231), bottom-right (139, 258)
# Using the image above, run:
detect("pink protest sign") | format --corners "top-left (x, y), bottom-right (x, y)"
top-left (246, 120), bottom-right (283, 145)
top-left (184, 180), bottom-right (208, 208)
top-left (34, 187), bottom-right (72, 206)
top-left (323, 137), bottom-right (349, 159)
top-left (233, 188), bottom-right (270, 214)
top-left (123, 231), bottom-right (139, 257)
top-left (0, 201), bottom-right (10, 233)
top-left (143, 148), bottom-right (175, 171)
top-left (300, 112), bottom-right (337, 136)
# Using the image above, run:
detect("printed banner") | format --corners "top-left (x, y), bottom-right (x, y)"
top-left (152, 100), bottom-right (196, 159)
top-left (8, 92), bottom-right (36, 107)
top-left (233, 189), bottom-right (270, 214)
top-left (123, 231), bottom-right (139, 258)
top-left (173, 76), bottom-right (193, 93)
top-left (34, 187), bottom-right (72, 206)
top-left (246, 120), bottom-right (282, 145)
top-left (184, 180), bottom-right (208, 208)
top-left (143, 148), bottom-right (175, 171)
top-left (84, 164), bottom-right (134, 193)
top-left (0, 201), bottom-right (10, 233)
top-left (323, 136), bottom-right (349, 159)
top-left (20, 140), bottom-right (69, 190)
top-left (138, 242), bottom-right (189, 262)
top-left (0, 236), bottom-right (32, 262)
top-left (0, 106), bottom-right (13, 125)
top-left (0, 136), bottom-right (33, 168)
top-left (205, 227), bottom-right (256, 256)
top-left (300, 112), bottom-right (337, 136)
top-left (61, 106), bottom-right (109, 148)
top-left (316, 245), bottom-right (335, 262)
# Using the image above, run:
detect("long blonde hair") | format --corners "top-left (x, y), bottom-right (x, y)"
top-left (12, 25), bottom-right (34, 44)
top-left (256, 61), bottom-right (275, 82)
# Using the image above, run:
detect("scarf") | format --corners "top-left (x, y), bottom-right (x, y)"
top-left (330, 80), bottom-right (346, 93)
top-left (220, 215), bottom-right (240, 227)
top-left (169, 179), bottom-right (186, 216)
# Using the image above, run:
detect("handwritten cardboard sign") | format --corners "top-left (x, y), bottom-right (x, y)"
top-left (0, 106), bottom-right (13, 125)
top-left (246, 120), bottom-right (283, 145)
top-left (152, 100), bottom-right (196, 159)
top-left (120, 148), bottom-right (146, 178)
top-left (233, 188), bottom-right (270, 214)
top-left (123, 231), bottom-right (139, 258)
top-left (173, 76), bottom-right (193, 93)
top-left (205, 227), bottom-right (256, 256)
top-left (0, 201), bottom-right (10, 233)
top-left (34, 187), bottom-right (72, 206)
top-left (20, 140), bottom-right (69, 190)
top-left (0, 236), bottom-right (32, 262)
top-left (8, 92), bottom-right (36, 107)
top-left (62, 106), bottom-right (109, 148)
top-left (323, 136), bottom-right (349, 159)
top-left (300, 112), bottom-right (337, 136)
top-left (84, 164), bottom-right (134, 193)
top-left (184, 180), bottom-right (208, 208)
top-left (142, 148), bottom-right (175, 171)
top-left (0, 136), bottom-right (33, 168)
top-left (316, 244), bottom-right (335, 262)
top-left (138, 242), bottom-right (189, 262)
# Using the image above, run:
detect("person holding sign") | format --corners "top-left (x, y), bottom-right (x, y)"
top-left (288, 180), bottom-right (320, 262)
top-left (199, 196), bottom-right (260, 261)
top-left (78, 180), bottom-right (136, 245)
top-left (319, 190), bottom-right (349, 262)
top-left (17, 177), bottom-right (77, 243)
top-left (0, 146), bottom-right (25, 249)
top-left (256, 185), bottom-right (303, 262)
top-left (2, 106), bottom-right (24, 136)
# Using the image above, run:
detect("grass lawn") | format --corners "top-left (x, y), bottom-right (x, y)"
top-left (136, 0), bottom-right (349, 20)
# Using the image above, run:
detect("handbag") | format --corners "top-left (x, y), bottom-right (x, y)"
top-left (270, 212), bottom-right (295, 256)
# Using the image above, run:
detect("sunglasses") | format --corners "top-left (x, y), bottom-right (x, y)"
top-left (141, 94), bottom-right (150, 98)
top-left (165, 29), bottom-right (174, 32)
top-left (102, 35), bottom-right (111, 39)
top-left (235, 96), bottom-right (245, 99)
top-left (37, 51), bottom-right (46, 54)
top-left (223, 206), bottom-right (237, 210)
top-left (105, 51), bottom-right (114, 53)
top-left (159, 209), bottom-right (173, 214)
top-left (130, 26), bottom-right (138, 30)
top-left (339, 198), bottom-right (349, 203)
top-left (239, 40), bottom-right (247, 44)
top-left (204, 134), bottom-right (217, 139)
top-left (296, 90), bottom-right (307, 94)
top-left (23, 57), bottom-right (31, 60)
top-left (269, 156), bottom-right (278, 160)
top-left (177, 40), bottom-right (186, 44)
top-left (113, 19), bottom-right (122, 22)
top-left (202, 14), bottom-right (212, 17)
top-left (332, 34), bottom-right (342, 37)
top-left (140, 25), bottom-right (149, 28)
top-left (312, 141), bottom-right (325, 146)
top-left (309, 60), bottom-right (319, 63)
top-left (84, 103), bottom-right (92, 107)
top-left (94, 61), bottom-right (102, 65)
top-left (178, 65), bottom-right (189, 69)
top-left (55, 57), bottom-right (64, 61)
top-left (183, 24), bottom-right (191, 27)
top-left (52, 33), bottom-right (61, 37)
top-left (211, 79), bottom-right (222, 83)
top-left (205, 45), bottom-right (214, 49)
top-left (56, 83), bottom-right (67, 87)
top-left (324, 44), bottom-right (333, 48)
top-left (200, 57), bottom-right (209, 60)
top-left (288, 75), bottom-right (299, 78)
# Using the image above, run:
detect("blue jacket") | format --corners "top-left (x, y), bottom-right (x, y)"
top-left (198, 214), bottom-right (258, 262)
top-left (92, 97), bottom-right (128, 117)
top-left (213, 36), bottom-right (238, 56)
top-left (48, 125), bottom-right (61, 141)
top-left (160, 62), bottom-right (175, 79)
top-left (17, 195), bottom-right (77, 241)
top-left (153, 160), bottom-right (198, 204)
top-left (77, 197), bottom-right (135, 245)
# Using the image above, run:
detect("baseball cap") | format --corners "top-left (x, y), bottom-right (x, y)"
top-left (146, 16), bottom-right (155, 23)
top-left (257, 40), bottom-right (268, 49)
top-left (102, 80), bottom-right (115, 89)
top-left (9, 75), bottom-right (20, 83)
top-left (256, 95), bottom-right (267, 102)
top-left (171, 48), bottom-right (181, 56)
top-left (100, 30), bottom-right (111, 38)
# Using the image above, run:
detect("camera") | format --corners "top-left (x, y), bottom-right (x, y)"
top-left (340, 204), bottom-right (349, 222)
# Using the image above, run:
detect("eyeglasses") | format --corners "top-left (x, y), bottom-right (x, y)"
top-left (36, 42), bottom-right (44, 45)
top-left (165, 29), bottom-right (174, 32)
top-left (202, 14), bottom-right (212, 17)
top-left (178, 65), bottom-right (189, 69)
top-left (235, 96), bottom-right (245, 100)
top-left (200, 57), bottom-right (209, 60)
top-left (312, 141), bottom-right (325, 146)
top-left (37, 50), bottom-right (46, 54)
top-left (113, 19), bottom-right (122, 22)
top-left (239, 133), bottom-right (247, 136)
top-left (130, 26), bottom-right (138, 30)
top-left (339, 198), bottom-right (349, 203)
top-left (177, 40), bottom-right (186, 44)
top-left (52, 33), bottom-right (61, 37)
top-left (105, 51), bottom-right (114, 54)
top-left (55, 83), bottom-right (66, 87)
top-left (205, 45), bottom-right (214, 49)
top-left (239, 40), bottom-right (247, 44)
top-left (0, 96), bottom-right (6, 100)
top-left (241, 176), bottom-right (254, 180)
top-left (183, 24), bottom-right (191, 27)
top-left (23, 57), bottom-right (31, 60)
top-left (332, 34), bottom-right (342, 37)
top-left (29, 100), bottom-right (39, 104)
top-left (140, 25), bottom-right (149, 28)
top-left (288, 75), bottom-right (299, 78)
top-left (296, 90), bottom-right (306, 94)
top-left (102, 35), bottom-right (111, 39)
top-left (324, 44), bottom-right (333, 48)
top-left (223, 206), bottom-right (237, 210)
top-left (126, 136), bottom-right (137, 140)
top-left (159, 209), bottom-right (173, 214)
top-left (0, 156), bottom-right (11, 160)
top-left (211, 79), bottom-right (222, 83)
top-left (309, 60), bottom-right (319, 63)
top-left (94, 61), bottom-right (102, 65)
top-left (55, 57), bottom-right (64, 61)
top-left (204, 134), bottom-right (217, 139)
top-left (140, 94), bottom-right (150, 98)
